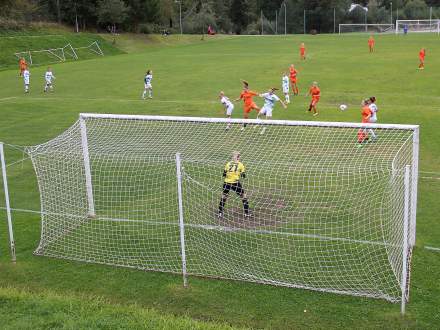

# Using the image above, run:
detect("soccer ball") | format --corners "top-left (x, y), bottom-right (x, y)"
top-left (339, 104), bottom-right (348, 111)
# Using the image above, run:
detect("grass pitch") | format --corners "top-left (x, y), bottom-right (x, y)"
top-left (0, 32), bottom-right (440, 329)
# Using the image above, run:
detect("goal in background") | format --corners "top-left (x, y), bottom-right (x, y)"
top-left (339, 24), bottom-right (394, 34)
top-left (24, 114), bottom-right (419, 313)
top-left (73, 41), bottom-right (104, 58)
top-left (14, 43), bottom-right (78, 66)
top-left (395, 20), bottom-right (440, 34)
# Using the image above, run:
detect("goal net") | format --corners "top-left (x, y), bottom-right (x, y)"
top-left (14, 43), bottom-right (77, 66)
top-left (396, 20), bottom-right (440, 34)
top-left (25, 114), bottom-right (419, 309)
top-left (339, 24), bottom-right (394, 34)
top-left (73, 41), bottom-right (104, 59)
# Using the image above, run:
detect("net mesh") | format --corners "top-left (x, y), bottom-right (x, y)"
top-left (396, 20), bottom-right (440, 33)
top-left (26, 116), bottom-right (417, 302)
top-left (339, 24), bottom-right (395, 34)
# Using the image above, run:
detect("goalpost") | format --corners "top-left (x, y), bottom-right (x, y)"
top-left (339, 24), bottom-right (395, 34)
top-left (0, 143), bottom-right (16, 262)
top-left (14, 43), bottom-right (78, 65)
top-left (396, 19), bottom-right (440, 34)
top-left (25, 114), bottom-right (419, 313)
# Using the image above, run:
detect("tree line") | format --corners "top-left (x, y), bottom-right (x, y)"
top-left (1, 0), bottom-right (439, 34)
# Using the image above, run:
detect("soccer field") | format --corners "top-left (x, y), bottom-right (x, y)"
top-left (0, 33), bottom-right (439, 329)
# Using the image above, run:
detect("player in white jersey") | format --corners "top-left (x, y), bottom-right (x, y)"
top-left (219, 91), bottom-right (234, 130)
top-left (256, 88), bottom-right (287, 134)
top-left (282, 73), bottom-right (290, 104)
top-left (142, 70), bottom-right (153, 99)
top-left (368, 96), bottom-right (378, 140)
top-left (23, 67), bottom-right (30, 93)
top-left (44, 67), bottom-right (56, 92)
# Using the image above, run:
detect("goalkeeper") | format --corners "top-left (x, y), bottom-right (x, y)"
top-left (218, 151), bottom-right (250, 218)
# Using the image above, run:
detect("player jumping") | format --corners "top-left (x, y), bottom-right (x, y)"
top-left (307, 82), bottom-right (320, 116)
top-left (142, 70), bottom-right (153, 99)
top-left (218, 151), bottom-right (250, 218)
top-left (289, 64), bottom-right (299, 95)
top-left (236, 80), bottom-right (260, 131)
top-left (44, 67), bottom-right (55, 93)
top-left (23, 66), bottom-right (30, 93)
top-left (418, 48), bottom-right (426, 70)
top-left (219, 91), bottom-right (234, 130)
top-left (368, 35), bottom-right (375, 53)
top-left (300, 43), bottom-right (306, 60)
top-left (282, 72), bottom-right (290, 104)
top-left (257, 88), bottom-right (287, 134)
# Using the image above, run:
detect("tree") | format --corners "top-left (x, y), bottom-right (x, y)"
top-left (230, 0), bottom-right (248, 34)
top-left (404, 0), bottom-right (429, 19)
top-left (124, 0), bottom-right (159, 32)
top-left (97, 0), bottom-right (129, 32)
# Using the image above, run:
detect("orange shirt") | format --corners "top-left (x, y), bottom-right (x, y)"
top-left (300, 46), bottom-right (305, 54)
top-left (419, 49), bottom-right (425, 59)
top-left (19, 59), bottom-right (26, 69)
top-left (289, 68), bottom-right (297, 79)
top-left (361, 106), bottom-right (372, 123)
top-left (368, 38), bottom-right (375, 46)
top-left (309, 86), bottom-right (320, 99)
top-left (240, 90), bottom-right (258, 105)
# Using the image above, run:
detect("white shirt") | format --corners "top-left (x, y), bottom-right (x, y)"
top-left (261, 93), bottom-right (280, 109)
top-left (369, 103), bottom-right (378, 120)
top-left (220, 96), bottom-right (233, 109)
top-left (23, 70), bottom-right (30, 83)
top-left (45, 71), bottom-right (55, 82)
top-left (144, 74), bottom-right (153, 85)
top-left (282, 76), bottom-right (289, 89)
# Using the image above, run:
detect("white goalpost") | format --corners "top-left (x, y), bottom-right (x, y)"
top-left (14, 43), bottom-right (78, 65)
top-left (0, 143), bottom-right (16, 263)
top-left (25, 114), bottom-right (419, 313)
top-left (74, 41), bottom-right (104, 56)
top-left (339, 24), bottom-right (395, 34)
top-left (395, 19), bottom-right (440, 34)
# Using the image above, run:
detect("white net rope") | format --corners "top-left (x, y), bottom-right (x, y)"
top-left (25, 116), bottom-right (416, 302)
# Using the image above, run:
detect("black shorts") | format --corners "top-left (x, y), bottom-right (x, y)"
top-left (223, 182), bottom-right (244, 196)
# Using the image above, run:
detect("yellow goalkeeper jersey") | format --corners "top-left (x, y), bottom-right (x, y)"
top-left (224, 161), bottom-right (245, 184)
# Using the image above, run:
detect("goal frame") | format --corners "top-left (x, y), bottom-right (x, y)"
top-left (395, 19), bottom-right (440, 34)
top-left (338, 23), bottom-right (395, 34)
top-left (0, 142), bottom-right (16, 263)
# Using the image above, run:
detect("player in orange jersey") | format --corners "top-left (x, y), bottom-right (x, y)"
top-left (418, 48), bottom-right (426, 70)
top-left (236, 80), bottom-right (260, 130)
top-left (18, 57), bottom-right (27, 76)
top-left (289, 64), bottom-right (299, 95)
top-left (358, 99), bottom-right (372, 148)
top-left (300, 43), bottom-right (306, 60)
top-left (368, 35), bottom-right (375, 53)
top-left (307, 82), bottom-right (320, 116)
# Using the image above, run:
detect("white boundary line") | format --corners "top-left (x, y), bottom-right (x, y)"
top-left (425, 246), bottom-right (440, 252)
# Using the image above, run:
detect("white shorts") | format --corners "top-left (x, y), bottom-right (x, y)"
top-left (45, 80), bottom-right (52, 86)
top-left (260, 106), bottom-right (273, 117)
top-left (144, 83), bottom-right (152, 89)
top-left (225, 105), bottom-right (234, 116)
top-left (24, 80), bottom-right (30, 85)
top-left (369, 116), bottom-right (377, 123)
top-left (283, 87), bottom-right (289, 94)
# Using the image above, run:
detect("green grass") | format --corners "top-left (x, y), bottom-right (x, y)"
top-left (0, 33), bottom-right (440, 329)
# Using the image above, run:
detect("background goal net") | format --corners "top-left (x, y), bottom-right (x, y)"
top-left (338, 24), bottom-right (395, 34)
top-left (25, 114), bottom-right (419, 310)
top-left (395, 20), bottom-right (440, 34)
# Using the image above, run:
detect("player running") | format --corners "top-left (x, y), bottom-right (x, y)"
top-left (23, 66), bottom-right (30, 93)
top-left (19, 58), bottom-right (27, 77)
top-left (368, 35), bottom-right (375, 53)
top-left (282, 72), bottom-right (290, 104)
top-left (289, 64), bottom-right (299, 95)
top-left (307, 82), bottom-right (320, 116)
top-left (257, 88), bottom-right (287, 134)
top-left (236, 80), bottom-right (260, 130)
top-left (142, 70), bottom-right (153, 99)
top-left (44, 67), bottom-right (56, 93)
top-left (300, 43), bottom-right (306, 60)
top-left (368, 96), bottom-right (378, 141)
top-left (218, 151), bottom-right (250, 218)
top-left (358, 99), bottom-right (372, 148)
top-left (418, 48), bottom-right (426, 70)
top-left (219, 91), bottom-right (234, 130)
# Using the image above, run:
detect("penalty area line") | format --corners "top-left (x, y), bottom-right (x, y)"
top-left (425, 246), bottom-right (440, 252)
